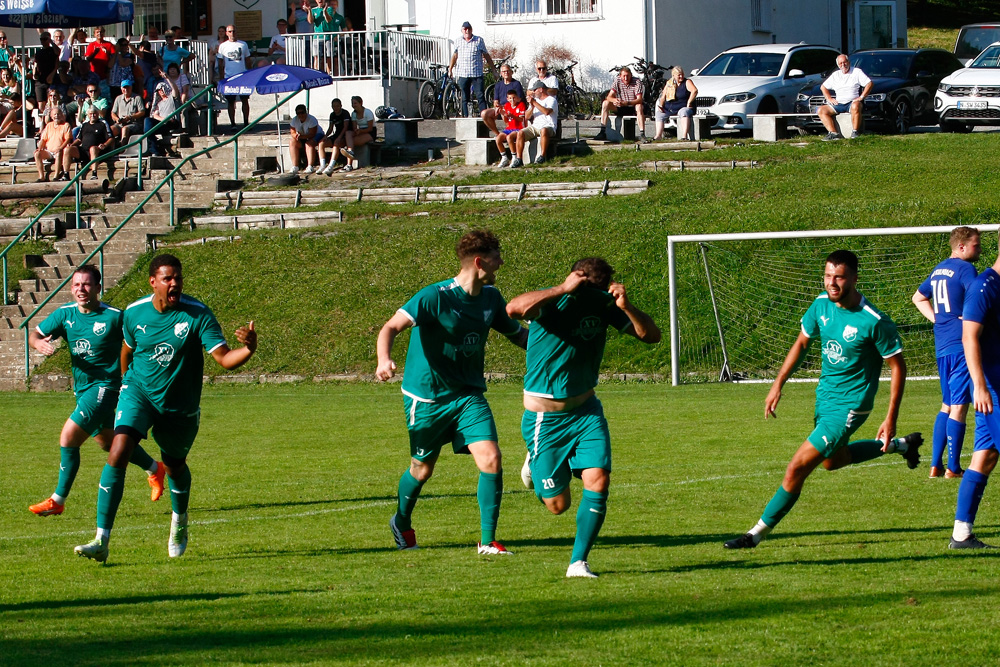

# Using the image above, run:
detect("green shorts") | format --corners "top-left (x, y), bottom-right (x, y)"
top-left (70, 385), bottom-right (119, 437)
top-left (807, 407), bottom-right (870, 458)
top-left (521, 395), bottom-right (611, 499)
top-left (403, 391), bottom-right (497, 461)
top-left (114, 383), bottom-right (201, 460)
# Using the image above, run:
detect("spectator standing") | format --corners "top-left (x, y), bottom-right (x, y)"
top-left (160, 30), bottom-right (193, 72)
top-left (145, 25), bottom-right (161, 42)
top-left (481, 62), bottom-right (524, 136)
top-left (288, 103), bottom-right (325, 174)
top-left (108, 38), bottom-right (138, 91)
top-left (207, 26), bottom-right (226, 82)
top-left (32, 31), bottom-right (59, 105)
top-left (48, 60), bottom-right (72, 101)
top-left (448, 21), bottom-right (496, 117)
top-left (0, 32), bottom-right (14, 70)
top-left (819, 53), bottom-right (872, 141)
top-left (289, 0), bottom-right (312, 65)
top-left (217, 25), bottom-right (252, 130)
top-left (84, 26), bottom-right (115, 81)
top-left (68, 57), bottom-right (100, 99)
top-left (130, 39), bottom-right (158, 83)
top-left (320, 96), bottom-right (350, 173)
top-left (595, 67), bottom-right (648, 143)
top-left (527, 60), bottom-right (559, 97)
top-left (110, 79), bottom-right (145, 143)
top-left (52, 30), bottom-right (73, 63)
top-left (655, 66), bottom-right (698, 141)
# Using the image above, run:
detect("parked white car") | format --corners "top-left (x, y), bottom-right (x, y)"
top-left (690, 43), bottom-right (840, 131)
top-left (935, 41), bottom-right (1000, 132)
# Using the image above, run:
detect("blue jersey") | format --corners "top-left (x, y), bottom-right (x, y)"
top-left (918, 257), bottom-right (978, 357)
top-left (962, 268), bottom-right (1000, 372)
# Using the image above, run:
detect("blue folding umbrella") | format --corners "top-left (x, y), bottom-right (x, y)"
top-left (218, 64), bottom-right (333, 172)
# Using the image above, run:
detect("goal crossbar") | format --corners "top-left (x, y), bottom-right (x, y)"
top-left (667, 225), bottom-right (1000, 386)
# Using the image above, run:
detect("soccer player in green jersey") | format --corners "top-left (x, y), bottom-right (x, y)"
top-left (724, 250), bottom-right (922, 549)
top-left (506, 258), bottom-right (661, 578)
top-left (28, 265), bottom-right (165, 517)
top-left (74, 254), bottom-right (258, 562)
top-left (376, 230), bottom-right (528, 555)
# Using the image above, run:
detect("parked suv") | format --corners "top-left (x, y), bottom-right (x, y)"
top-left (689, 43), bottom-right (840, 131)
top-left (954, 23), bottom-right (1000, 65)
top-left (935, 41), bottom-right (1000, 132)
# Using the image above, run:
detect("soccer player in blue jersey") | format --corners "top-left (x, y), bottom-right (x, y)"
top-left (28, 265), bottom-right (165, 517)
top-left (724, 250), bottom-right (922, 549)
top-left (506, 258), bottom-right (660, 578)
top-left (74, 254), bottom-right (258, 562)
top-left (950, 235), bottom-right (1000, 549)
top-left (376, 230), bottom-right (528, 555)
top-left (913, 226), bottom-right (981, 478)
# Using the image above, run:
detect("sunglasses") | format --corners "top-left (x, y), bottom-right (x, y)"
top-left (536, 67), bottom-right (546, 71)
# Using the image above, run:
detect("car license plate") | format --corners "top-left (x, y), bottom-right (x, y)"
top-left (958, 100), bottom-right (988, 110)
top-left (696, 107), bottom-right (709, 116)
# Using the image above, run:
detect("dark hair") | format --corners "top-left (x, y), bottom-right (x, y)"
top-left (456, 229), bottom-right (500, 260)
top-left (825, 249), bottom-right (858, 275)
top-left (506, 89), bottom-right (518, 97)
top-left (149, 253), bottom-right (182, 277)
top-left (350, 95), bottom-right (362, 106)
top-left (74, 265), bottom-right (102, 285)
top-left (295, 103), bottom-right (307, 114)
top-left (572, 257), bottom-right (614, 291)
top-left (167, 62), bottom-right (180, 73)
top-left (331, 97), bottom-right (341, 106)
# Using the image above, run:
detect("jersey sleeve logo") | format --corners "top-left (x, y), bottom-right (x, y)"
top-left (174, 322), bottom-right (190, 339)
top-left (573, 316), bottom-right (602, 341)
top-left (842, 325), bottom-right (858, 342)
top-left (823, 340), bottom-right (847, 365)
top-left (93, 322), bottom-right (107, 336)
top-left (152, 342), bottom-right (175, 367)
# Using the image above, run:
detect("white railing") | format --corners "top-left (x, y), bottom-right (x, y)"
top-left (385, 31), bottom-right (451, 81)
top-left (285, 30), bottom-right (448, 81)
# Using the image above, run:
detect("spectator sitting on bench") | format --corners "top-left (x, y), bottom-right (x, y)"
top-left (66, 106), bottom-right (115, 180)
top-left (819, 53), bottom-right (871, 141)
top-left (595, 67), bottom-right (647, 143)
top-left (146, 80), bottom-right (181, 157)
top-left (496, 88), bottom-right (526, 168)
top-left (481, 62), bottom-right (523, 137)
top-left (288, 103), bottom-right (325, 175)
top-left (527, 60), bottom-right (558, 97)
top-left (319, 97), bottom-right (350, 174)
top-left (655, 66), bottom-right (698, 141)
top-left (0, 92), bottom-right (23, 138)
top-left (111, 79), bottom-right (145, 144)
top-left (512, 80), bottom-right (557, 168)
top-left (336, 95), bottom-right (375, 173)
top-left (35, 106), bottom-right (72, 182)
top-left (258, 19), bottom-right (288, 67)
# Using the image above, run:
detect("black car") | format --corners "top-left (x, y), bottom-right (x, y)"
top-left (791, 49), bottom-right (963, 134)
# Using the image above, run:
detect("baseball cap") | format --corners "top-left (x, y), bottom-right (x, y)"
top-left (530, 80), bottom-right (546, 90)
top-left (461, 21), bottom-right (472, 29)
top-left (121, 79), bottom-right (133, 87)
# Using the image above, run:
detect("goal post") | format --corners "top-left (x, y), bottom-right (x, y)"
top-left (667, 224), bottom-right (1000, 386)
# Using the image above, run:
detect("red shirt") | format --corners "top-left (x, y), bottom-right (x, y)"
top-left (502, 100), bottom-right (527, 131)
top-left (84, 39), bottom-right (115, 78)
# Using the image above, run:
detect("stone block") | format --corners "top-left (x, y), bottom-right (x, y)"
top-left (835, 113), bottom-right (861, 136)
top-left (751, 116), bottom-right (789, 142)
top-left (351, 143), bottom-right (371, 168)
top-left (464, 138), bottom-right (499, 166)
top-left (454, 117), bottom-right (491, 140)
top-left (693, 116), bottom-right (714, 141)
top-left (380, 119), bottom-right (419, 146)
top-left (605, 116), bottom-right (637, 142)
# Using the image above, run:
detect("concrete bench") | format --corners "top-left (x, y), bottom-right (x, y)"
top-left (378, 118), bottom-right (420, 146)
top-left (464, 138), bottom-right (499, 166)
top-left (349, 142), bottom-right (382, 169)
top-left (454, 117), bottom-right (491, 141)
top-left (749, 112), bottom-right (860, 142)
top-left (604, 116), bottom-right (636, 142)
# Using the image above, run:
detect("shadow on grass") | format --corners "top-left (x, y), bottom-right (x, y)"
top-left (194, 492), bottom-right (478, 514)
top-left (0, 591), bottom-right (251, 614)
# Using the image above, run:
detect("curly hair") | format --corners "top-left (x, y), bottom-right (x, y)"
top-left (572, 257), bottom-right (614, 291)
top-left (456, 229), bottom-right (501, 261)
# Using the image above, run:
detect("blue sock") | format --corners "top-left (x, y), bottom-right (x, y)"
top-left (947, 419), bottom-right (966, 473)
top-left (955, 469), bottom-right (989, 523)
top-left (931, 411), bottom-right (949, 469)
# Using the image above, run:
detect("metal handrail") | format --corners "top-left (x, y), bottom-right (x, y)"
top-left (17, 88), bottom-right (301, 379)
top-left (1, 86), bottom-right (213, 305)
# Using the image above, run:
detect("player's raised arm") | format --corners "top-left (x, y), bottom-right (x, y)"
top-left (878, 352), bottom-right (906, 451)
top-left (765, 331), bottom-right (811, 419)
top-left (210, 321), bottom-right (257, 370)
top-left (28, 329), bottom-right (56, 355)
top-left (912, 289), bottom-right (936, 323)
top-left (506, 270), bottom-right (588, 320)
top-left (608, 282), bottom-right (660, 343)
top-left (376, 310), bottom-right (413, 381)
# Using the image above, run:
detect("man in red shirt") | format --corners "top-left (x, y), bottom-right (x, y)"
top-left (84, 26), bottom-right (115, 80)
top-left (495, 89), bottom-right (526, 168)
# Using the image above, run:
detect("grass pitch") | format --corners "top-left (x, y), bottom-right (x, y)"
top-left (3, 380), bottom-right (1000, 665)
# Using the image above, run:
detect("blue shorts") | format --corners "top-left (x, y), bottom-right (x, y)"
top-left (938, 352), bottom-right (973, 406)
top-left (828, 102), bottom-right (853, 113)
top-left (974, 375), bottom-right (1000, 452)
top-left (501, 128), bottom-right (519, 135)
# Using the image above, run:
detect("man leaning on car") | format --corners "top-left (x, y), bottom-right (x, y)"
top-left (819, 54), bottom-right (873, 141)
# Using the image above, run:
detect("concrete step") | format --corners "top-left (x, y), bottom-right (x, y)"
top-left (148, 157), bottom-right (259, 174)
top-left (106, 201), bottom-right (211, 216)
top-left (94, 213), bottom-right (174, 227)
top-left (54, 238), bottom-right (150, 254)
top-left (0, 340), bottom-right (50, 356)
top-left (0, 377), bottom-right (28, 391)
top-left (123, 191), bottom-right (217, 205)
top-left (39, 252), bottom-right (142, 269)
top-left (64, 226), bottom-right (173, 241)
top-left (33, 264), bottom-right (134, 282)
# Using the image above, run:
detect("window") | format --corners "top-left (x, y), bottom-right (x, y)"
top-left (751, 0), bottom-right (772, 33)
top-left (487, 0), bottom-right (598, 22)
top-left (133, 0), bottom-right (168, 38)
top-left (787, 49), bottom-right (838, 76)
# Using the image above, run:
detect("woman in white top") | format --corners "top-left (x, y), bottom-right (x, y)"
top-left (334, 95), bottom-right (375, 172)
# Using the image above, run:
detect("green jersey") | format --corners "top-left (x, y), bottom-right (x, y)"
top-left (311, 8), bottom-right (344, 32)
top-left (801, 293), bottom-right (902, 412)
top-left (122, 294), bottom-right (228, 414)
top-left (398, 279), bottom-right (522, 402)
top-left (36, 302), bottom-right (123, 393)
top-left (523, 286), bottom-right (632, 399)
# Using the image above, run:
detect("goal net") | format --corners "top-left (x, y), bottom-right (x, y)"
top-left (667, 225), bottom-right (999, 385)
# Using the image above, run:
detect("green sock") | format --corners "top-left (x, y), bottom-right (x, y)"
top-left (477, 471), bottom-right (503, 544)
top-left (396, 470), bottom-right (424, 532)
top-left (570, 489), bottom-right (608, 563)
top-left (96, 464), bottom-right (127, 531)
top-left (847, 439), bottom-right (887, 464)
top-left (54, 446), bottom-right (81, 499)
top-left (167, 465), bottom-right (191, 515)
top-left (128, 444), bottom-right (157, 473)
top-left (760, 485), bottom-right (800, 529)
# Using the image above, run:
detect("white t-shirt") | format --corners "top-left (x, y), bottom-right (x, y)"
top-left (823, 67), bottom-right (872, 104)
top-left (270, 33), bottom-right (286, 53)
top-left (351, 108), bottom-right (375, 130)
top-left (217, 40), bottom-right (251, 78)
top-left (56, 42), bottom-right (72, 62)
top-left (290, 113), bottom-right (319, 136)
top-left (529, 94), bottom-right (557, 130)
top-left (528, 74), bottom-right (559, 91)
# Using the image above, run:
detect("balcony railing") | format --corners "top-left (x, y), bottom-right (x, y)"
top-left (285, 30), bottom-right (450, 81)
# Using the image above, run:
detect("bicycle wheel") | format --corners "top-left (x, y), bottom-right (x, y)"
top-left (443, 82), bottom-right (463, 119)
top-left (485, 83), bottom-right (496, 108)
top-left (418, 80), bottom-right (438, 120)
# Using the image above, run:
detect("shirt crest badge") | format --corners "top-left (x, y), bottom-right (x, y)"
top-left (93, 321), bottom-right (107, 336)
top-left (174, 322), bottom-right (190, 339)
top-left (842, 325), bottom-right (858, 342)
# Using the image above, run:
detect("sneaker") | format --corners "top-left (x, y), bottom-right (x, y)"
top-left (317, 161), bottom-right (327, 172)
top-left (535, 155), bottom-right (547, 165)
top-left (390, 514), bottom-right (418, 550)
top-left (510, 157), bottom-right (523, 168)
top-left (289, 166), bottom-right (300, 175)
top-left (949, 534), bottom-right (998, 549)
top-left (342, 164), bottom-right (354, 172)
top-left (89, 171), bottom-right (98, 180)
top-left (822, 132), bottom-right (842, 141)
top-left (723, 532), bottom-right (759, 549)
top-left (478, 541), bottom-right (513, 555)
top-left (945, 468), bottom-right (965, 479)
top-left (74, 538), bottom-right (109, 562)
top-left (849, 130), bottom-right (859, 139)
top-left (169, 513), bottom-right (188, 558)
top-left (148, 461), bottom-right (166, 501)
top-left (322, 162), bottom-right (337, 175)
top-left (566, 560), bottom-right (598, 578)
top-left (899, 432), bottom-right (923, 469)
top-left (497, 155), bottom-right (511, 168)
top-left (593, 128), bottom-right (608, 141)
top-left (520, 451), bottom-right (533, 489)
top-left (29, 497), bottom-right (64, 516)
top-left (929, 466), bottom-right (945, 478)
top-left (641, 133), bottom-right (651, 144)
top-left (342, 147), bottom-right (355, 159)
top-left (303, 165), bottom-right (317, 174)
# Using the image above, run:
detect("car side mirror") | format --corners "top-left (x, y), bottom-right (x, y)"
top-left (786, 69), bottom-right (805, 78)
top-left (690, 68), bottom-right (700, 76)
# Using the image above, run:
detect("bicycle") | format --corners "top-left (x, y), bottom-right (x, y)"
top-left (552, 61), bottom-right (599, 119)
top-left (418, 64), bottom-right (462, 120)
top-left (610, 56), bottom-right (671, 117)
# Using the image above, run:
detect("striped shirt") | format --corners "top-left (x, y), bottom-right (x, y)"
top-left (453, 34), bottom-right (488, 78)
top-left (612, 78), bottom-right (644, 103)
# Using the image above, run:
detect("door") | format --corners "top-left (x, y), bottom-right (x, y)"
top-left (181, 0), bottom-right (212, 37)
top-left (852, 1), bottom-right (896, 52)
